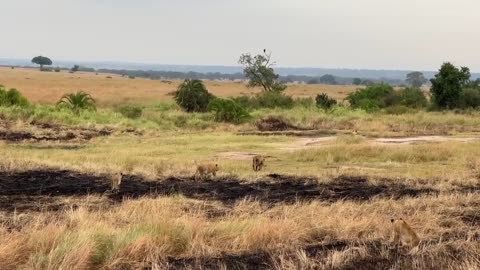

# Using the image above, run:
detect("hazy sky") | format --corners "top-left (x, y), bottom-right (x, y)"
top-left (1, 0), bottom-right (479, 71)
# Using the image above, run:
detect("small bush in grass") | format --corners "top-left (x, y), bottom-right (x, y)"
top-left (208, 98), bottom-right (250, 123)
top-left (174, 79), bottom-right (214, 112)
top-left (254, 92), bottom-right (294, 109)
top-left (118, 105), bottom-right (143, 119)
top-left (231, 92), bottom-right (294, 109)
top-left (315, 93), bottom-right (337, 109)
top-left (0, 86), bottom-right (29, 107)
top-left (295, 97), bottom-right (315, 108)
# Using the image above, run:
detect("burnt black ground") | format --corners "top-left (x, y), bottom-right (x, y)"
top-left (0, 170), bottom-right (436, 212)
top-left (0, 118), bottom-right (112, 142)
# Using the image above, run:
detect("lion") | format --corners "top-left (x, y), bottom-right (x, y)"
top-left (195, 163), bottom-right (219, 180)
top-left (111, 172), bottom-right (124, 193)
top-left (252, 155), bottom-right (266, 172)
top-left (391, 218), bottom-right (420, 248)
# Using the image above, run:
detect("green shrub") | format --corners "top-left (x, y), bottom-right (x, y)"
top-left (346, 83), bottom-right (394, 109)
top-left (295, 97), bottom-right (315, 108)
top-left (118, 105), bottom-right (143, 119)
top-left (0, 86), bottom-right (29, 107)
top-left (231, 92), bottom-right (294, 109)
top-left (253, 92), bottom-right (294, 109)
top-left (315, 93), bottom-right (337, 109)
top-left (398, 87), bottom-right (428, 108)
top-left (57, 91), bottom-right (96, 114)
top-left (458, 88), bottom-right (480, 109)
top-left (231, 96), bottom-right (252, 108)
top-left (174, 79), bottom-right (214, 112)
top-left (208, 98), bottom-right (250, 123)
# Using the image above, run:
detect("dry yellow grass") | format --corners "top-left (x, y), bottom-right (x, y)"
top-left (0, 67), bottom-right (358, 106)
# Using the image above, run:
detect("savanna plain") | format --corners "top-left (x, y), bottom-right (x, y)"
top-left (0, 67), bottom-right (479, 269)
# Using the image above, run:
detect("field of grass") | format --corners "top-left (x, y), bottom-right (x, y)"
top-left (0, 67), bottom-right (358, 106)
top-left (0, 67), bottom-right (479, 269)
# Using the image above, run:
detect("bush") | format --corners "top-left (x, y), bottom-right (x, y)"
top-left (0, 86), bottom-right (29, 107)
top-left (232, 92), bottom-right (294, 109)
top-left (346, 83), bottom-right (394, 109)
top-left (398, 87), bottom-right (428, 108)
top-left (295, 97), bottom-right (315, 108)
top-left (253, 92), bottom-right (294, 109)
top-left (315, 93), bottom-right (337, 109)
top-left (118, 105), bottom-right (143, 119)
top-left (208, 98), bottom-right (250, 123)
top-left (458, 88), bottom-right (480, 109)
top-left (54, 67), bottom-right (61, 72)
top-left (174, 79), bottom-right (214, 112)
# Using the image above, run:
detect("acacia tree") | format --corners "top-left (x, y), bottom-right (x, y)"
top-left (31, 56), bottom-right (52, 70)
top-left (430, 62), bottom-right (471, 109)
top-left (406, 71), bottom-right (428, 88)
top-left (238, 50), bottom-right (286, 92)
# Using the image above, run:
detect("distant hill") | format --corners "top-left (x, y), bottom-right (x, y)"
top-left (1, 58), bottom-right (479, 80)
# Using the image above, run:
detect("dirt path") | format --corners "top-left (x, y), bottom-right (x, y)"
top-left (279, 135), bottom-right (480, 151)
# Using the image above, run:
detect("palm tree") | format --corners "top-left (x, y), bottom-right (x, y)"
top-left (57, 91), bottom-right (96, 114)
top-left (174, 79), bottom-right (213, 112)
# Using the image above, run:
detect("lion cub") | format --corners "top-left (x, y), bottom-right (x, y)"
top-left (391, 218), bottom-right (420, 248)
top-left (195, 163), bottom-right (219, 180)
top-left (111, 172), bottom-right (124, 193)
top-left (252, 155), bottom-right (266, 172)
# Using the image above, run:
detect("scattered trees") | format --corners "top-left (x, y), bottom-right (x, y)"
top-left (31, 56), bottom-right (52, 70)
top-left (406, 72), bottom-right (428, 88)
top-left (71, 65), bottom-right (80, 73)
top-left (238, 50), bottom-right (287, 92)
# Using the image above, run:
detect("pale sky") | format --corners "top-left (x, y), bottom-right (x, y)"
top-left (1, 0), bottom-right (479, 71)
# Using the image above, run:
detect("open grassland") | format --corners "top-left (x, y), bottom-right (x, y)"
top-left (1, 125), bottom-right (480, 269)
top-left (0, 67), bottom-right (358, 106)
top-left (0, 68), bottom-right (479, 269)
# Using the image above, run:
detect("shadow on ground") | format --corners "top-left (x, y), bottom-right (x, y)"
top-left (0, 170), bottom-right (437, 212)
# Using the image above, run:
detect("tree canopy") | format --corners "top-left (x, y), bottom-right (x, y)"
top-left (406, 72), bottom-right (428, 88)
top-left (238, 50), bottom-right (287, 92)
top-left (430, 62), bottom-right (471, 109)
top-left (31, 56), bottom-right (52, 69)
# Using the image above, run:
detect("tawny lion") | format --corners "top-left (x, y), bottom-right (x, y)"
top-left (195, 163), bottom-right (219, 181)
top-left (391, 218), bottom-right (420, 248)
top-left (252, 155), bottom-right (266, 172)
top-left (111, 172), bottom-right (124, 193)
